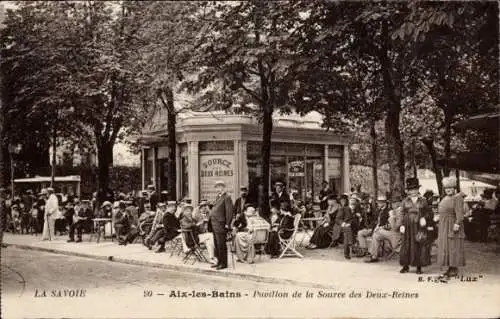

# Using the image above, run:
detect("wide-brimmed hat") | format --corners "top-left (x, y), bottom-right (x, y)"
top-left (405, 178), bottom-right (421, 190)
top-left (442, 177), bottom-right (457, 189)
top-left (214, 180), bottom-right (225, 188)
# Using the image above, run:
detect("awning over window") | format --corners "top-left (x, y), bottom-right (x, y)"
top-left (454, 111), bottom-right (500, 131)
top-left (130, 134), bottom-right (169, 145)
top-left (439, 152), bottom-right (500, 174)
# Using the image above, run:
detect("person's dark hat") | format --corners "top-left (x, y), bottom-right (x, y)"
top-left (240, 185), bottom-right (248, 190)
top-left (322, 180), bottom-right (329, 185)
top-left (118, 201), bottom-right (127, 209)
top-left (405, 178), bottom-right (420, 190)
top-left (339, 194), bottom-right (349, 202)
top-left (183, 198), bottom-right (192, 204)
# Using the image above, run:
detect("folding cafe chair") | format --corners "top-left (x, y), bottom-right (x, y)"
top-left (180, 229), bottom-right (209, 265)
top-left (279, 214), bottom-right (303, 258)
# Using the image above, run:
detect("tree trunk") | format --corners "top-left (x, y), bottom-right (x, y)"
top-left (51, 123), bottom-right (57, 187)
top-left (442, 115), bottom-right (452, 177)
top-left (370, 119), bottom-right (379, 198)
top-left (422, 137), bottom-right (444, 196)
top-left (165, 87), bottom-right (177, 201)
top-left (260, 105), bottom-right (273, 220)
top-left (97, 141), bottom-right (112, 203)
top-left (412, 138), bottom-right (418, 178)
top-left (379, 20), bottom-right (405, 199)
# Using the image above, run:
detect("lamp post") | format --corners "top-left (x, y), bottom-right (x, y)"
top-left (8, 143), bottom-right (22, 199)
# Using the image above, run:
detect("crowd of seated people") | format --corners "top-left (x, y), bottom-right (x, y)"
top-left (3, 179), bottom-right (499, 275)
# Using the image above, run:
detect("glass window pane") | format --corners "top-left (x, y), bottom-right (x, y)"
top-left (181, 157), bottom-right (188, 198)
top-left (288, 156), bottom-right (305, 200)
top-left (328, 158), bottom-right (342, 194)
top-left (306, 157), bottom-right (323, 199)
top-left (199, 141), bottom-right (234, 152)
top-left (271, 155), bottom-right (287, 189)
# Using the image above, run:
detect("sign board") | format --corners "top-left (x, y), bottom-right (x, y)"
top-left (289, 160), bottom-right (305, 177)
top-left (199, 155), bottom-right (234, 202)
top-left (328, 158), bottom-right (341, 178)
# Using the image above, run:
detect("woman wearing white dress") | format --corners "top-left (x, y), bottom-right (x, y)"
top-left (42, 188), bottom-right (59, 241)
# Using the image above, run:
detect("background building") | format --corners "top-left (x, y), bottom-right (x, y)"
top-left (140, 111), bottom-right (350, 204)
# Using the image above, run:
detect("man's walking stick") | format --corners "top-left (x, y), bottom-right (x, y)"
top-left (46, 213), bottom-right (52, 241)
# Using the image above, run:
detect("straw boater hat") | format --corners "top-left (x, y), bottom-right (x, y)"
top-left (275, 181), bottom-right (284, 186)
top-left (199, 199), bottom-right (209, 207)
top-left (214, 180), bottom-right (225, 188)
top-left (166, 200), bottom-right (177, 207)
top-left (101, 201), bottom-right (112, 208)
top-left (39, 188), bottom-right (48, 195)
top-left (377, 195), bottom-right (387, 202)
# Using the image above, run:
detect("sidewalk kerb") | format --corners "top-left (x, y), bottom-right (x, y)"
top-left (4, 243), bottom-right (337, 290)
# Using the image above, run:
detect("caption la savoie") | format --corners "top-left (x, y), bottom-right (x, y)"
top-left (34, 289), bottom-right (86, 297)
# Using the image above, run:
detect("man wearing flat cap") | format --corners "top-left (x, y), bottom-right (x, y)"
top-left (209, 180), bottom-right (234, 270)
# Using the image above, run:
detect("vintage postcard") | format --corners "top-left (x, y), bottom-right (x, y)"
top-left (1, 1), bottom-right (499, 318)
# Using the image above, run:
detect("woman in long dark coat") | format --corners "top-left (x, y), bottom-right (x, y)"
top-left (437, 177), bottom-right (465, 279)
top-left (399, 178), bottom-right (433, 274)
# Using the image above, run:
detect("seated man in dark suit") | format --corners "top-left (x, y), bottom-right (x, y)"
top-left (114, 201), bottom-right (132, 245)
top-left (150, 201), bottom-right (180, 253)
top-left (68, 200), bottom-right (93, 242)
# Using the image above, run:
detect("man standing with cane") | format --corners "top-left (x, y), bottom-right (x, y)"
top-left (209, 181), bottom-right (234, 270)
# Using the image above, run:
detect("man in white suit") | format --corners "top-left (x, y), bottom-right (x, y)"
top-left (42, 188), bottom-right (59, 241)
